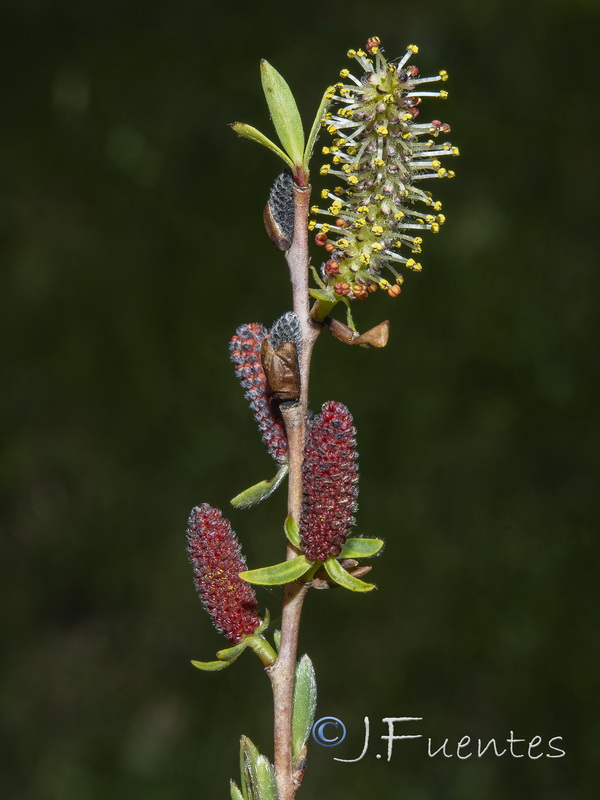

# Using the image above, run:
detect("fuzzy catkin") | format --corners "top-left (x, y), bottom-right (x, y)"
top-left (229, 323), bottom-right (288, 463)
top-left (187, 504), bottom-right (261, 644)
top-left (300, 401), bottom-right (359, 562)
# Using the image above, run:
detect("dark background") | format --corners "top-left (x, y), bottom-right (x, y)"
top-left (1, 1), bottom-right (599, 798)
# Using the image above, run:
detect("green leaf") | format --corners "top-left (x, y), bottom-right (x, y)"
top-left (303, 85), bottom-right (331, 171)
top-left (240, 555), bottom-right (312, 586)
top-left (242, 736), bottom-right (261, 800)
top-left (230, 122), bottom-right (294, 170)
top-left (216, 640), bottom-right (249, 662)
top-left (239, 738), bottom-right (249, 800)
top-left (339, 537), bottom-right (385, 559)
top-left (284, 515), bottom-right (301, 547)
top-left (292, 655), bottom-right (317, 762)
top-left (230, 781), bottom-right (245, 800)
top-left (260, 60), bottom-right (305, 167)
top-left (190, 658), bottom-right (232, 672)
top-left (254, 756), bottom-right (278, 800)
top-left (231, 463), bottom-right (289, 509)
top-left (323, 556), bottom-right (376, 592)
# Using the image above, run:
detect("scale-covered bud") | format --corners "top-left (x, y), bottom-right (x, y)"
top-left (187, 504), bottom-right (261, 643)
top-left (229, 323), bottom-right (288, 463)
top-left (300, 401), bottom-right (359, 561)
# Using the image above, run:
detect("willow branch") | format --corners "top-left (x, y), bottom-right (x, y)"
top-left (268, 182), bottom-right (321, 800)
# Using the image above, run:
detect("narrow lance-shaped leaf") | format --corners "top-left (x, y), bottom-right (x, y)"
top-left (191, 658), bottom-right (233, 672)
top-left (260, 60), bottom-right (305, 168)
top-left (338, 537), bottom-right (384, 559)
top-left (242, 736), bottom-right (261, 800)
top-left (303, 85), bottom-right (331, 171)
top-left (229, 122), bottom-right (294, 170)
top-left (254, 756), bottom-right (278, 800)
top-left (231, 463), bottom-right (289, 509)
top-left (292, 655), bottom-right (317, 762)
top-left (240, 555), bottom-right (312, 586)
top-left (324, 556), bottom-right (375, 592)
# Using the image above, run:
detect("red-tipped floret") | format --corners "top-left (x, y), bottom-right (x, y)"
top-left (229, 323), bottom-right (288, 463)
top-left (187, 504), bottom-right (261, 643)
top-left (300, 401), bottom-right (359, 562)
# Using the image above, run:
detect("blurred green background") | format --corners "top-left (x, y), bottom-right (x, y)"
top-left (1, 1), bottom-right (599, 798)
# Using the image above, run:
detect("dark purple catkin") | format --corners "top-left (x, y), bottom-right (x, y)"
top-left (229, 323), bottom-right (288, 463)
top-left (300, 401), bottom-right (359, 562)
top-left (187, 504), bottom-right (261, 644)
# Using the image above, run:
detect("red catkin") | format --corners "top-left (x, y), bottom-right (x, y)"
top-left (229, 323), bottom-right (288, 463)
top-left (187, 504), bottom-right (261, 643)
top-left (300, 401), bottom-right (359, 562)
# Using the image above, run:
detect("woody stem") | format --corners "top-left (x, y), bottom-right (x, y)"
top-left (268, 182), bottom-right (321, 800)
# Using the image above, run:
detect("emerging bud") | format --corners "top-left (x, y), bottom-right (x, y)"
top-left (187, 504), bottom-right (262, 643)
top-left (229, 323), bottom-right (288, 463)
top-left (313, 38), bottom-right (458, 300)
top-left (263, 171), bottom-right (295, 251)
top-left (261, 312), bottom-right (301, 402)
top-left (300, 401), bottom-right (359, 562)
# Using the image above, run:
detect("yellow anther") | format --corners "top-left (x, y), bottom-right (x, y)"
top-left (375, 158), bottom-right (385, 167)
top-left (372, 242), bottom-right (383, 252)
top-left (425, 215), bottom-right (435, 224)
top-left (432, 160), bottom-right (441, 169)
top-left (437, 168), bottom-right (447, 178)
top-left (358, 205), bottom-right (369, 213)
top-left (439, 70), bottom-right (448, 81)
top-left (440, 90), bottom-right (449, 99)
top-left (452, 147), bottom-right (460, 156)
top-left (431, 223), bottom-right (440, 233)
top-left (347, 49), bottom-right (357, 58)
top-left (402, 131), bottom-right (411, 139)
top-left (310, 205), bottom-right (319, 214)
top-left (359, 253), bottom-right (371, 265)
top-left (333, 155), bottom-right (342, 164)
top-left (394, 211), bottom-right (405, 219)
top-left (376, 126), bottom-right (389, 136)
top-left (401, 113), bottom-right (413, 122)
top-left (322, 147), bottom-right (330, 155)
top-left (347, 175), bottom-right (359, 185)
top-left (356, 49), bottom-right (366, 57)
top-left (432, 201), bottom-right (442, 211)
top-left (396, 275), bottom-right (405, 285)
top-left (308, 220), bottom-right (316, 231)
top-left (437, 214), bottom-right (446, 224)
top-left (321, 224), bottom-right (331, 234)
top-left (379, 279), bottom-right (392, 290)
top-left (408, 44), bottom-right (419, 54)
top-left (321, 189), bottom-right (329, 199)
top-left (338, 238), bottom-right (349, 248)
top-left (329, 204), bottom-right (342, 215)
top-left (447, 170), bottom-right (456, 178)
top-left (412, 262), bottom-right (423, 272)
top-left (355, 218), bottom-right (366, 228)
top-left (320, 165), bottom-right (331, 175)
top-left (413, 237), bottom-right (423, 245)
top-left (327, 125), bottom-right (337, 135)
top-left (371, 225), bottom-right (384, 235)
